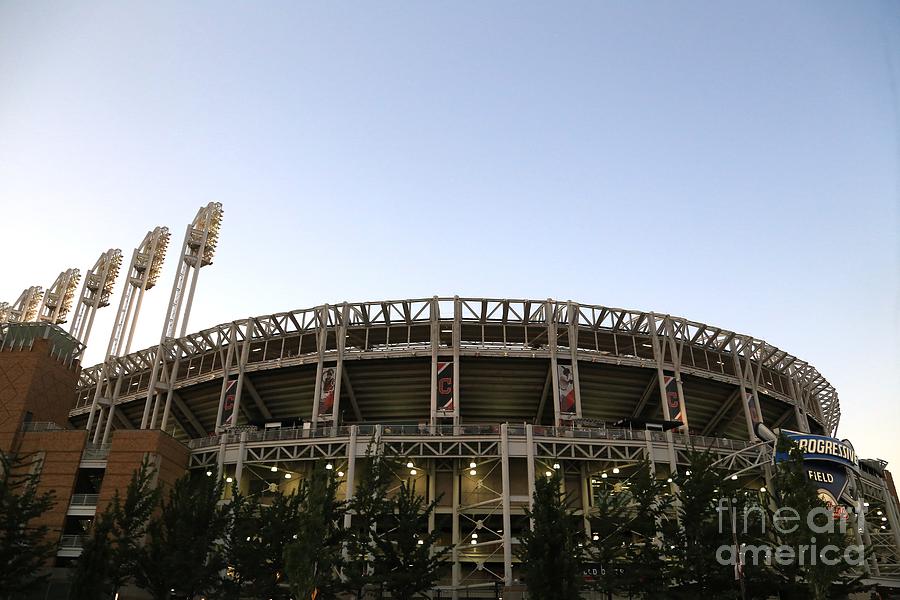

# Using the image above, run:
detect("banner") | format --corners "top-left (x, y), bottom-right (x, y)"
top-left (558, 364), bottom-right (576, 415)
top-left (663, 374), bottom-right (683, 425)
top-left (318, 367), bottom-right (336, 421)
top-left (437, 361), bottom-right (454, 414)
top-left (746, 392), bottom-right (761, 427)
top-left (222, 377), bottom-right (237, 428)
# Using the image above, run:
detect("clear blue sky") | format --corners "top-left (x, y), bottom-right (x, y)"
top-left (1, 1), bottom-right (898, 467)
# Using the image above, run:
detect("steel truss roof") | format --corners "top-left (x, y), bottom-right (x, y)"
top-left (73, 297), bottom-right (840, 433)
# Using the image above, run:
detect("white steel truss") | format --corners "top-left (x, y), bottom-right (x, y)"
top-left (85, 227), bottom-right (171, 444)
top-left (75, 297), bottom-right (841, 435)
top-left (142, 202), bottom-right (223, 430)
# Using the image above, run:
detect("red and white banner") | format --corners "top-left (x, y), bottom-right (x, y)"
top-left (318, 366), bottom-right (337, 421)
top-left (437, 361), bottom-right (455, 414)
top-left (222, 377), bottom-right (237, 428)
top-left (663, 374), bottom-right (684, 426)
top-left (558, 364), bottom-right (576, 416)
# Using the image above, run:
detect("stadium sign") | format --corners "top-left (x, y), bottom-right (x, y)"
top-left (775, 430), bottom-right (859, 506)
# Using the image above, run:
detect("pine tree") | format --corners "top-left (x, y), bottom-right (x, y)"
top-left (224, 487), bottom-right (304, 600)
top-left (343, 443), bottom-right (395, 599)
top-left (586, 478), bottom-right (630, 599)
top-left (135, 473), bottom-right (228, 600)
top-left (620, 458), bottom-right (673, 599)
top-left (70, 513), bottom-right (115, 600)
top-left (768, 435), bottom-right (865, 600)
top-left (284, 462), bottom-right (346, 600)
top-left (0, 451), bottom-right (56, 596)
top-left (375, 479), bottom-right (448, 600)
top-left (220, 488), bottom-right (257, 600)
top-left (71, 458), bottom-right (160, 600)
top-left (518, 470), bottom-right (584, 600)
top-left (668, 449), bottom-right (744, 600)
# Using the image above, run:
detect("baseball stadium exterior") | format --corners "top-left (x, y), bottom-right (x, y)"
top-left (2, 296), bottom-right (900, 596)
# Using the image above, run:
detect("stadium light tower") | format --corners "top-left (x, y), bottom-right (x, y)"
top-left (36, 269), bottom-right (81, 325)
top-left (85, 227), bottom-right (171, 444)
top-left (5, 286), bottom-right (44, 324)
top-left (142, 202), bottom-right (223, 430)
top-left (69, 249), bottom-right (123, 347)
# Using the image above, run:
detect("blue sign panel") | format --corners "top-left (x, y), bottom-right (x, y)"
top-left (774, 430), bottom-right (859, 473)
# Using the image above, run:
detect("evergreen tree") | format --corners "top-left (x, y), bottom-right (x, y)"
top-left (71, 458), bottom-right (160, 600)
top-left (668, 449), bottom-right (743, 600)
top-left (223, 487), bottom-right (304, 600)
top-left (0, 451), bottom-right (56, 596)
top-left (767, 435), bottom-right (865, 600)
top-left (70, 513), bottom-right (115, 600)
top-left (374, 479), bottom-right (448, 600)
top-left (586, 478), bottom-right (631, 599)
top-left (135, 473), bottom-right (228, 600)
top-left (518, 470), bottom-right (584, 600)
top-left (220, 488), bottom-right (257, 600)
top-left (343, 443), bottom-right (395, 599)
top-left (620, 459), bottom-right (673, 599)
top-left (284, 462), bottom-right (346, 600)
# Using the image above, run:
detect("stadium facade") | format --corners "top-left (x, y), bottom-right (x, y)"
top-left (2, 296), bottom-right (900, 595)
top-left (1, 206), bottom-right (898, 596)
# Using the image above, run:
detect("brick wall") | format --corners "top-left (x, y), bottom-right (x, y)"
top-left (0, 338), bottom-right (80, 454)
top-left (16, 429), bottom-right (89, 547)
top-left (98, 430), bottom-right (190, 508)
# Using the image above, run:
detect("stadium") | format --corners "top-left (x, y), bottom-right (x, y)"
top-left (1, 205), bottom-right (898, 596)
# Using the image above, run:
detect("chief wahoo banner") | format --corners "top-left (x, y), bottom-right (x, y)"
top-left (663, 373), bottom-right (684, 427)
top-left (558, 364), bottom-right (576, 416)
top-left (222, 377), bottom-right (237, 427)
top-left (437, 361), bottom-right (455, 414)
top-left (318, 366), bottom-right (337, 421)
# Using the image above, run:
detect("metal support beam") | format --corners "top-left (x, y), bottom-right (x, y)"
top-left (534, 368), bottom-right (551, 425)
top-left (452, 296), bottom-right (461, 427)
top-left (343, 425), bottom-right (358, 530)
top-left (243, 375), bottom-right (273, 420)
top-left (215, 324), bottom-right (239, 432)
top-left (451, 459), bottom-right (460, 599)
top-left (430, 296), bottom-right (439, 427)
top-left (173, 392), bottom-right (207, 437)
top-left (566, 301), bottom-right (583, 419)
top-left (631, 373), bottom-right (659, 418)
top-left (547, 300), bottom-right (561, 426)
top-left (332, 303), bottom-right (349, 425)
top-left (227, 320), bottom-right (253, 429)
top-left (311, 305), bottom-right (328, 425)
top-left (340, 368), bottom-right (363, 422)
top-left (702, 388), bottom-right (743, 436)
top-left (500, 424), bottom-right (513, 586)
